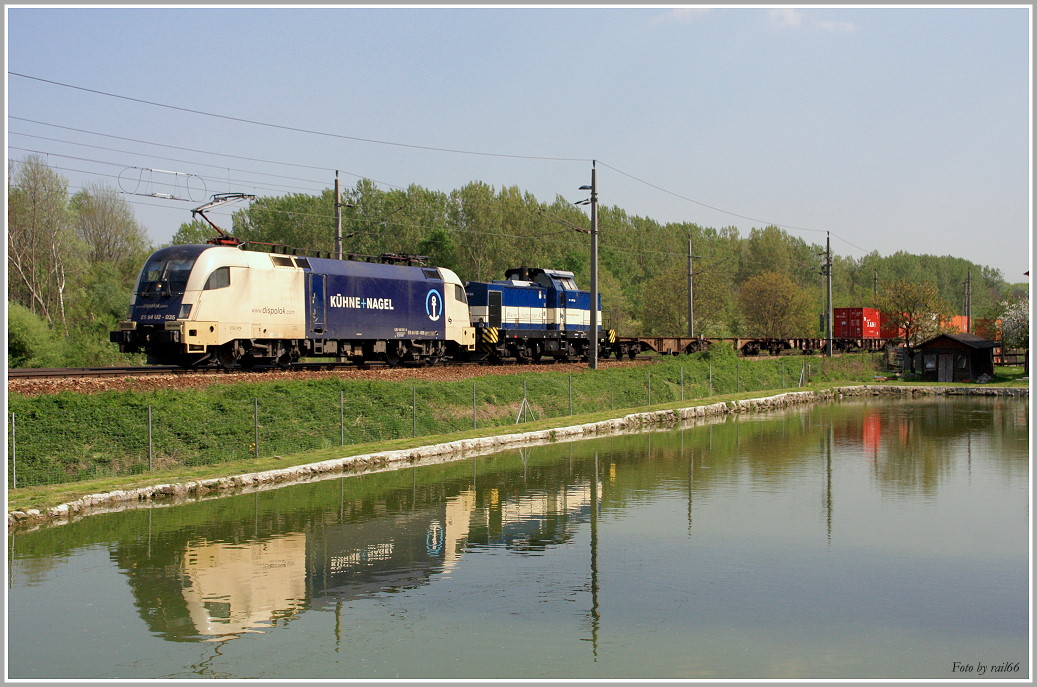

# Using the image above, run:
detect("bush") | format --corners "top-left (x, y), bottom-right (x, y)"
top-left (702, 341), bottom-right (737, 362)
top-left (7, 302), bottom-right (67, 368)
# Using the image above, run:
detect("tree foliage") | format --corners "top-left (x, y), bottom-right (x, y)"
top-left (170, 219), bottom-right (215, 246)
top-left (874, 280), bottom-right (951, 346)
top-left (7, 301), bottom-right (67, 368)
top-left (7, 156), bottom-right (82, 331)
top-left (6, 157), bottom-right (1024, 367)
top-left (999, 295), bottom-right (1029, 350)
top-left (738, 271), bottom-right (816, 338)
top-left (70, 182), bottom-right (150, 277)
top-left (7, 159), bottom-right (151, 366)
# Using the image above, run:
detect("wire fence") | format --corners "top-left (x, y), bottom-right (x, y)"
top-left (8, 358), bottom-right (824, 489)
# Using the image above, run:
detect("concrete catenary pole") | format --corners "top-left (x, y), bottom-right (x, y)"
top-left (589, 162), bottom-right (599, 370)
top-left (334, 171), bottom-right (342, 260)
top-left (688, 238), bottom-right (694, 338)
top-left (826, 232), bottom-right (833, 358)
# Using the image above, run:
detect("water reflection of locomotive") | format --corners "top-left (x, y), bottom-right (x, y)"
top-left (110, 242), bottom-right (619, 369)
top-left (114, 482), bottom-right (594, 640)
top-left (113, 498), bottom-right (467, 642)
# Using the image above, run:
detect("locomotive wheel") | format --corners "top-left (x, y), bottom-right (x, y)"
top-left (215, 344), bottom-right (240, 370)
top-left (513, 344), bottom-right (533, 364)
top-left (385, 341), bottom-right (411, 368)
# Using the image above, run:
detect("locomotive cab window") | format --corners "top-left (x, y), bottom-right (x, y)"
top-left (203, 266), bottom-right (231, 290)
top-left (454, 284), bottom-right (467, 303)
top-left (139, 256), bottom-right (195, 295)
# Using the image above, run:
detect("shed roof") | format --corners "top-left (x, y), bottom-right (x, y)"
top-left (916, 333), bottom-right (999, 350)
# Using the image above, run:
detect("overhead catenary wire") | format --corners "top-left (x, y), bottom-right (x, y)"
top-left (9, 72), bottom-right (590, 163)
top-left (8, 132), bottom-right (336, 188)
top-left (10, 71), bottom-right (872, 258)
top-left (9, 116), bottom-right (401, 189)
top-left (8, 145), bottom-right (328, 198)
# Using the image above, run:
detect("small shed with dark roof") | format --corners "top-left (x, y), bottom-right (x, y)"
top-left (910, 333), bottom-right (998, 383)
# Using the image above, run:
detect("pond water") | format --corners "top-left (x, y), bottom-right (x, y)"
top-left (6, 395), bottom-right (1030, 680)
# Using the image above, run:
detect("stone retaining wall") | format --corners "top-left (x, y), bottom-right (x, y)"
top-left (8, 384), bottom-right (1028, 530)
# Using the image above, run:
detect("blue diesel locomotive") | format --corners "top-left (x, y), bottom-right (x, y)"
top-left (110, 245), bottom-right (610, 368)
top-left (465, 267), bottom-right (602, 363)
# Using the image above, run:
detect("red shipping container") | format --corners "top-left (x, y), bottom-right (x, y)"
top-left (834, 307), bottom-right (884, 338)
top-left (879, 311), bottom-right (902, 339)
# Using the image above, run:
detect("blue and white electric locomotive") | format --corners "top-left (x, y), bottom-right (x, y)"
top-left (110, 244), bottom-right (475, 368)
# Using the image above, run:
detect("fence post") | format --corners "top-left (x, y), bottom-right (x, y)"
top-left (9, 412), bottom-right (15, 490)
top-left (412, 386), bottom-right (417, 437)
top-left (253, 399), bottom-right (260, 459)
top-left (340, 390), bottom-right (345, 445)
top-left (782, 358), bottom-right (786, 388)
top-left (709, 364), bottom-right (713, 395)
top-left (736, 360), bottom-right (740, 393)
top-left (680, 367), bottom-right (684, 402)
top-left (569, 375), bottom-right (573, 416)
top-left (473, 381), bottom-right (477, 430)
top-left (648, 370), bottom-right (652, 406)
top-left (148, 405), bottom-right (153, 472)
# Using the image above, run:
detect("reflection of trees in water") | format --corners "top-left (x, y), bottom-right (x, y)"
top-left (862, 398), bottom-right (1027, 495)
top-left (10, 397), bottom-right (1026, 647)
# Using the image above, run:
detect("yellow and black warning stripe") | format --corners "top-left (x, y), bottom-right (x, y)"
top-left (477, 326), bottom-right (499, 354)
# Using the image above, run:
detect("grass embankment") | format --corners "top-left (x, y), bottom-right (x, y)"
top-left (7, 351), bottom-right (1028, 515)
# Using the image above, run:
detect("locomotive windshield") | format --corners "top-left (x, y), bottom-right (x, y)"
top-left (135, 245), bottom-right (209, 297)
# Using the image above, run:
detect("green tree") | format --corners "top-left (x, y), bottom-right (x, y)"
top-left (875, 280), bottom-right (951, 346)
top-left (7, 156), bottom-right (83, 330)
top-left (171, 219), bottom-right (217, 245)
top-left (738, 271), bottom-right (815, 338)
top-left (449, 182), bottom-right (504, 282)
top-left (70, 182), bottom-right (151, 278)
top-left (640, 265), bottom-right (690, 336)
top-left (417, 227), bottom-right (459, 273)
top-left (233, 191), bottom-right (336, 254)
top-left (739, 226), bottom-right (816, 286)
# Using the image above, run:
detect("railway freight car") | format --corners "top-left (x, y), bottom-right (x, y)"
top-left (110, 244), bottom-right (475, 368)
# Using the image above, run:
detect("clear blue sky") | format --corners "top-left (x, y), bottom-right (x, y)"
top-left (6, 5), bottom-right (1031, 280)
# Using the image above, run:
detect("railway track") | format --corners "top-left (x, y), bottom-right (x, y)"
top-left (6, 362), bottom-right (390, 382)
top-left (8, 366), bottom-right (184, 380)
top-left (6, 357), bottom-right (650, 383)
